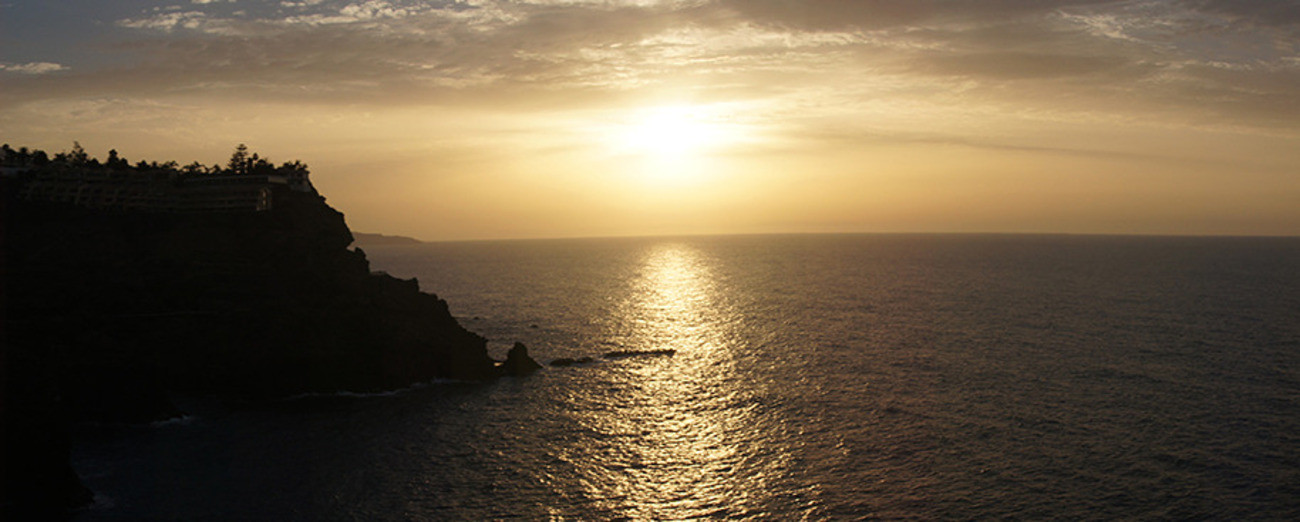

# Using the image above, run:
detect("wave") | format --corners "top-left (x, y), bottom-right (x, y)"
top-left (84, 493), bottom-right (116, 512)
top-left (149, 415), bottom-right (197, 428)
top-left (281, 378), bottom-right (465, 401)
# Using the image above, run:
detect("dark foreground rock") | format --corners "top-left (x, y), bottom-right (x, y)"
top-left (2, 177), bottom-right (503, 512)
top-left (4, 184), bottom-right (499, 396)
top-left (2, 352), bottom-right (95, 518)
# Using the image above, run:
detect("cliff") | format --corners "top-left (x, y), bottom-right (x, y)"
top-left (1, 176), bottom-right (504, 513)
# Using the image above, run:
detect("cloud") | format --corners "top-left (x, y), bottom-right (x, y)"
top-left (0, 62), bottom-right (68, 74)
top-left (2, 0), bottom-right (1298, 135)
top-left (118, 10), bottom-right (211, 32)
top-left (1185, 0), bottom-right (1300, 27)
top-left (713, 0), bottom-right (1129, 32)
top-left (908, 51), bottom-right (1137, 80)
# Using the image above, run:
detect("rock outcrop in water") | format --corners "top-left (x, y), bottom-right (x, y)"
top-left (1, 147), bottom-right (534, 514)
top-left (603, 349), bottom-right (677, 359)
top-left (500, 342), bottom-right (543, 376)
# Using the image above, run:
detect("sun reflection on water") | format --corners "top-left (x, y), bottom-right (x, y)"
top-left (627, 242), bottom-right (725, 352)
top-left (565, 242), bottom-right (769, 518)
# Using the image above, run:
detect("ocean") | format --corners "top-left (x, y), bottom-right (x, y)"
top-left (72, 234), bottom-right (1300, 520)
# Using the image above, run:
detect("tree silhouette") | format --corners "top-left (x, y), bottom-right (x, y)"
top-left (3, 143), bottom-right (309, 184)
top-left (106, 149), bottom-right (130, 170)
top-left (69, 141), bottom-right (89, 166)
top-left (227, 143), bottom-right (250, 175)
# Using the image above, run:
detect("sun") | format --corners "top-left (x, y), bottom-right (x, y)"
top-left (614, 105), bottom-right (726, 159)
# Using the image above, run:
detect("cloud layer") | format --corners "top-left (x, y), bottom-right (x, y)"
top-left (1, 0), bottom-right (1296, 133)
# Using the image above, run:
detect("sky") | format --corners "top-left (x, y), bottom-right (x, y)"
top-left (2, 0), bottom-right (1299, 240)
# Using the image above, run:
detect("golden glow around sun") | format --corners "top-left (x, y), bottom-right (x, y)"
top-left (596, 104), bottom-right (753, 186)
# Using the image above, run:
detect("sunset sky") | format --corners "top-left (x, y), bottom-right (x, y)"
top-left (3, 1), bottom-right (1298, 240)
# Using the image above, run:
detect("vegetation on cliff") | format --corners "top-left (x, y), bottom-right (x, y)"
top-left (1, 141), bottom-right (308, 178)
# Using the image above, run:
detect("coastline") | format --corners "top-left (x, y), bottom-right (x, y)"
top-left (1, 166), bottom-right (534, 513)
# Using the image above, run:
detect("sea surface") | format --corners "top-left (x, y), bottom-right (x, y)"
top-left (72, 234), bottom-right (1300, 520)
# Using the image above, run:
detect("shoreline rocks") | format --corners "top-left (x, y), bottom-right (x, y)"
top-left (500, 342), bottom-right (543, 376)
top-left (603, 349), bottom-right (677, 359)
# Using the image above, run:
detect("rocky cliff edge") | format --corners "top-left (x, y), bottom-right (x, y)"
top-left (2, 179), bottom-right (518, 513)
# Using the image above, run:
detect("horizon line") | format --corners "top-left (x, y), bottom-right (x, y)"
top-left (355, 230), bottom-right (1300, 245)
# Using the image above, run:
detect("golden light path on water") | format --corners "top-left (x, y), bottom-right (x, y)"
top-left (559, 242), bottom-right (788, 518)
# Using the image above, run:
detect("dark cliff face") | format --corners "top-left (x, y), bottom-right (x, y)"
top-left (4, 184), bottom-right (498, 397)
top-left (1, 181), bottom-right (497, 511)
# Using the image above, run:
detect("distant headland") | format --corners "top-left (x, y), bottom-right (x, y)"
top-left (353, 232), bottom-right (425, 246)
top-left (1, 143), bottom-right (536, 515)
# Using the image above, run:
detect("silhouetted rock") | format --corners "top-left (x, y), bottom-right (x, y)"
top-left (549, 356), bottom-right (595, 367)
top-left (500, 342), bottom-right (543, 376)
top-left (4, 180), bottom-right (499, 399)
top-left (2, 167), bottom-right (503, 510)
top-left (603, 349), bottom-right (677, 359)
top-left (2, 351), bottom-right (95, 515)
top-left (62, 362), bottom-right (185, 423)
